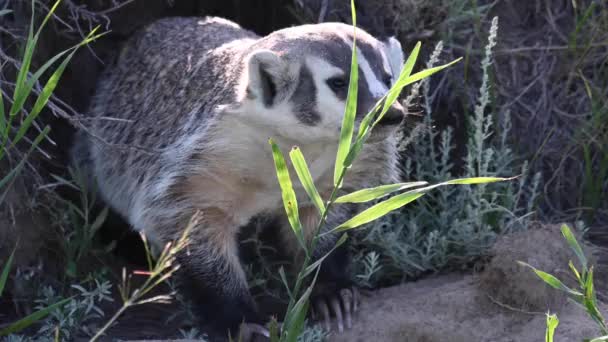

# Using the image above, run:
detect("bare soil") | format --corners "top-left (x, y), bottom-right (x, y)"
top-left (121, 224), bottom-right (607, 342)
top-left (330, 224), bottom-right (605, 342)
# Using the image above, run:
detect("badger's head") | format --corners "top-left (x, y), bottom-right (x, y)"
top-left (235, 23), bottom-right (406, 144)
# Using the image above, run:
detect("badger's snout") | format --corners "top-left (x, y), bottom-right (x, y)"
top-left (377, 101), bottom-right (405, 126)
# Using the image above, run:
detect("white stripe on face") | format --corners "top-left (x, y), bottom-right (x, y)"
top-left (356, 46), bottom-right (388, 97)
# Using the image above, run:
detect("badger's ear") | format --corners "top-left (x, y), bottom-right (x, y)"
top-left (384, 37), bottom-right (404, 81)
top-left (245, 49), bottom-right (292, 107)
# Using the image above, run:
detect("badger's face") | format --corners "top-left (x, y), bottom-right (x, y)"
top-left (237, 23), bottom-right (406, 144)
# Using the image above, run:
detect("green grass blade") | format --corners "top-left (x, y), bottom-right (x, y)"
top-left (0, 89), bottom-right (6, 139)
top-left (381, 41), bottom-right (421, 114)
top-left (545, 313), bottom-right (559, 342)
top-left (268, 318), bottom-right (280, 342)
top-left (283, 267), bottom-right (320, 342)
top-left (10, 0), bottom-right (37, 116)
top-left (334, 0), bottom-right (358, 186)
top-left (401, 58), bottom-right (462, 89)
top-left (585, 266), bottom-right (595, 300)
top-left (518, 261), bottom-right (582, 298)
top-left (278, 266), bottom-right (293, 301)
top-left (560, 224), bottom-right (588, 271)
top-left (334, 192), bottom-right (425, 232)
top-left (0, 246), bottom-right (16, 296)
top-left (569, 260), bottom-right (583, 285)
top-left (9, 27), bottom-right (104, 148)
top-left (11, 50), bottom-right (76, 147)
top-left (589, 336), bottom-right (608, 342)
top-left (333, 176), bottom-right (510, 231)
top-left (303, 233), bottom-right (348, 277)
top-left (0, 297), bottom-right (71, 336)
top-left (269, 139), bottom-right (304, 244)
top-left (335, 181), bottom-right (427, 203)
top-left (289, 147), bottom-right (325, 214)
top-left (0, 126), bottom-right (50, 200)
top-left (33, 0), bottom-right (62, 41)
top-left (8, 0), bottom-right (64, 117)
top-left (0, 9), bottom-right (12, 16)
top-left (444, 177), bottom-right (512, 185)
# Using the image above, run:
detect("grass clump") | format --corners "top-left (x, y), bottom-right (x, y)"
top-left (523, 224), bottom-right (607, 342)
top-left (0, 0), bottom-right (103, 338)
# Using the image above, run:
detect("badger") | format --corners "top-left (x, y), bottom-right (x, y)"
top-left (72, 16), bottom-right (405, 341)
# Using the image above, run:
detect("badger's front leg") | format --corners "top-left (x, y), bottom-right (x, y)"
top-left (282, 205), bottom-right (360, 333)
top-left (165, 210), bottom-right (268, 341)
top-left (310, 204), bottom-right (360, 333)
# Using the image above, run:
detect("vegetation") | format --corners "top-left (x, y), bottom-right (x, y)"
top-left (524, 224), bottom-right (607, 342)
top-left (0, 0), bottom-right (606, 341)
top-left (264, 2), bottom-right (510, 340)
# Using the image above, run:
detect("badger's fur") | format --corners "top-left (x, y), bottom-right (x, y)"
top-left (73, 16), bottom-right (405, 340)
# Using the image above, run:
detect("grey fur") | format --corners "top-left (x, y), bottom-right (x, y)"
top-left (72, 16), bottom-right (404, 338)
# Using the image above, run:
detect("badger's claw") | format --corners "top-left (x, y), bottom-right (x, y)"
top-left (312, 286), bottom-right (360, 333)
top-left (238, 322), bottom-right (270, 342)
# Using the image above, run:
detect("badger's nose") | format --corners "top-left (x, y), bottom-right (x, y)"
top-left (377, 101), bottom-right (405, 126)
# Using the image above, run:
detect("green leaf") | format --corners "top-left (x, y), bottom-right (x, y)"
top-left (278, 266), bottom-right (293, 301)
top-left (0, 9), bottom-right (12, 16)
top-left (11, 50), bottom-right (75, 147)
top-left (334, 192), bottom-right (425, 231)
top-left (335, 181), bottom-right (427, 203)
top-left (585, 266), bottom-right (595, 300)
top-left (560, 224), bottom-right (587, 271)
top-left (332, 176), bottom-right (510, 232)
top-left (269, 139), bottom-right (304, 245)
top-left (568, 260), bottom-right (582, 285)
top-left (518, 261), bottom-right (581, 297)
top-left (402, 57), bottom-right (463, 89)
top-left (545, 313), bottom-right (559, 342)
top-left (9, 0), bottom-right (37, 117)
top-left (10, 26), bottom-right (104, 149)
top-left (443, 177), bottom-right (512, 185)
top-left (90, 207), bottom-right (109, 235)
top-left (380, 41), bottom-right (421, 115)
top-left (283, 267), bottom-right (320, 342)
top-left (588, 335), bottom-right (608, 342)
top-left (0, 297), bottom-right (72, 336)
top-left (0, 246), bottom-right (16, 297)
top-left (0, 86), bottom-right (6, 138)
top-left (303, 233), bottom-right (348, 277)
top-left (334, 4), bottom-right (358, 186)
top-left (8, 0), bottom-right (64, 118)
top-left (0, 126), bottom-right (50, 200)
top-left (268, 318), bottom-right (280, 342)
top-left (289, 147), bottom-right (325, 214)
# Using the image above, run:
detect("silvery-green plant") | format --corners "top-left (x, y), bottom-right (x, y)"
top-left (34, 280), bottom-right (113, 340)
top-left (352, 16), bottom-right (541, 283)
top-left (266, 2), bottom-right (510, 341)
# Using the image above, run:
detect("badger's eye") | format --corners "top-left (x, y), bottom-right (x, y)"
top-left (326, 77), bottom-right (348, 91)
top-left (383, 75), bottom-right (393, 88)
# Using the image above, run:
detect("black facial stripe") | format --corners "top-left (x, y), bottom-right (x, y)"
top-left (357, 40), bottom-right (392, 84)
top-left (291, 64), bottom-right (321, 126)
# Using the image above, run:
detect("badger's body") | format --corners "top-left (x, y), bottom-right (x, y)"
top-left (74, 16), bottom-right (405, 340)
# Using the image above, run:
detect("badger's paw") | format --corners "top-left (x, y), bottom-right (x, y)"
top-left (311, 286), bottom-right (360, 333)
top-left (237, 322), bottom-right (270, 342)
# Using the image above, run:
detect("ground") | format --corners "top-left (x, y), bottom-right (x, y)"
top-left (100, 224), bottom-right (606, 341)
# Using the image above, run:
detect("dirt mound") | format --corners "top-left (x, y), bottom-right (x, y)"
top-left (331, 224), bottom-right (605, 342)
